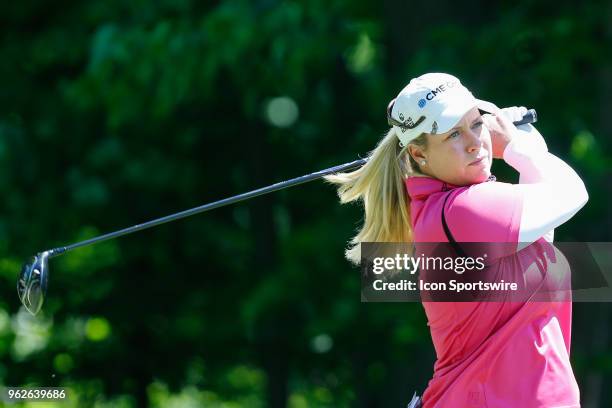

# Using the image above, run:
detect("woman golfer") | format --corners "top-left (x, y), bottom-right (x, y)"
top-left (326, 73), bottom-right (588, 407)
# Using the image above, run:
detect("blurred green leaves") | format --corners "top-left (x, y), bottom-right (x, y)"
top-left (571, 130), bottom-right (610, 172)
top-left (0, 0), bottom-right (610, 407)
top-left (85, 317), bottom-right (111, 342)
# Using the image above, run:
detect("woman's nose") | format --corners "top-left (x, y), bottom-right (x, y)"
top-left (466, 129), bottom-right (482, 153)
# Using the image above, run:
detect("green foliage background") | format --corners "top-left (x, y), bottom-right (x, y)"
top-left (1, 1), bottom-right (611, 407)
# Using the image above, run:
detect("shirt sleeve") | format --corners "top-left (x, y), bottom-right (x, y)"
top-left (503, 134), bottom-right (588, 248)
top-left (444, 181), bottom-right (524, 243)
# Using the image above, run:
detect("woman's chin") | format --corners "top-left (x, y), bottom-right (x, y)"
top-left (469, 169), bottom-right (491, 184)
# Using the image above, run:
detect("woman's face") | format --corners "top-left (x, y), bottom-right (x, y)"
top-left (409, 107), bottom-right (493, 186)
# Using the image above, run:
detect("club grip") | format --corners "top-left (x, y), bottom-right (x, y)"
top-left (513, 109), bottom-right (537, 126)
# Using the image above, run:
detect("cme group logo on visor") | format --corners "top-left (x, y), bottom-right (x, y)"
top-left (417, 81), bottom-right (459, 109)
top-left (418, 80), bottom-right (460, 109)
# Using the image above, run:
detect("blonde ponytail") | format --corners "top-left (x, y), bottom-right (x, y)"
top-left (325, 129), bottom-right (427, 265)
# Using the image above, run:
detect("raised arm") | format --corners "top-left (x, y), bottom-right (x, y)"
top-left (496, 109), bottom-right (588, 249)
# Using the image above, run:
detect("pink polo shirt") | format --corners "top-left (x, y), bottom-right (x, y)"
top-left (406, 176), bottom-right (580, 408)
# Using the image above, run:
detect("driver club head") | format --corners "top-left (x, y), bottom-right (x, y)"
top-left (17, 251), bottom-right (50, 315)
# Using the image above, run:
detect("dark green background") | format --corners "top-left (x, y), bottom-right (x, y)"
top-left (1, 1), bottom-right (611, 406)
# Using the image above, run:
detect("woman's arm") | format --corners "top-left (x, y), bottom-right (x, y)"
top-left (498, 108), bottom-right (555, 242)
top-left (502, 124), bottom-right (588, 249)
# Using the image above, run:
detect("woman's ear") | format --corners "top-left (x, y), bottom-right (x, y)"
top-left (408, 144), bottom-right (426, 163)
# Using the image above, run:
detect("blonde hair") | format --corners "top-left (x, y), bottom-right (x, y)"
top-left (324, 129), bottom-right (428, 265)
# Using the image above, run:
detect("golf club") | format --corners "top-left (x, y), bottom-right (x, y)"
top-left (17, 108), bottom-right (537, 315)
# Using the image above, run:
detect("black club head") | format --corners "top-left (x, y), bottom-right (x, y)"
top-left (17, 251), bottom-right (50, 315)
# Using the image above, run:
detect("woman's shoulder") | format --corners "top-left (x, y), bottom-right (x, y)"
top-left (445, 181), bottom-right (523, 242)
top-left (453, 180), bottom-right (520, 204)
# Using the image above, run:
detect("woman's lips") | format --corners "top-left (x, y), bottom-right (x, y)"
top-left (469, 156), bottom-right (487, 166)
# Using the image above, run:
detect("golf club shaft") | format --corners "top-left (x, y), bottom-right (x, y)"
top-left (46, 109), bottom-right (537, 258)
top-left (46, 158), bottom-right (367, 258)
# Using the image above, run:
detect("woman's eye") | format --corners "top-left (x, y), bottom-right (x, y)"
top-left (448, 132), bottom-right (460, 139)
top-left (473, 121), bottom-right (483, 128)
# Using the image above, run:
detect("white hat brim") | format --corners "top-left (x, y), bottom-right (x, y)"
top-left (434, 93), bottom-right (477, 134)
top-left (434, 97), bottom-right (500, 135)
